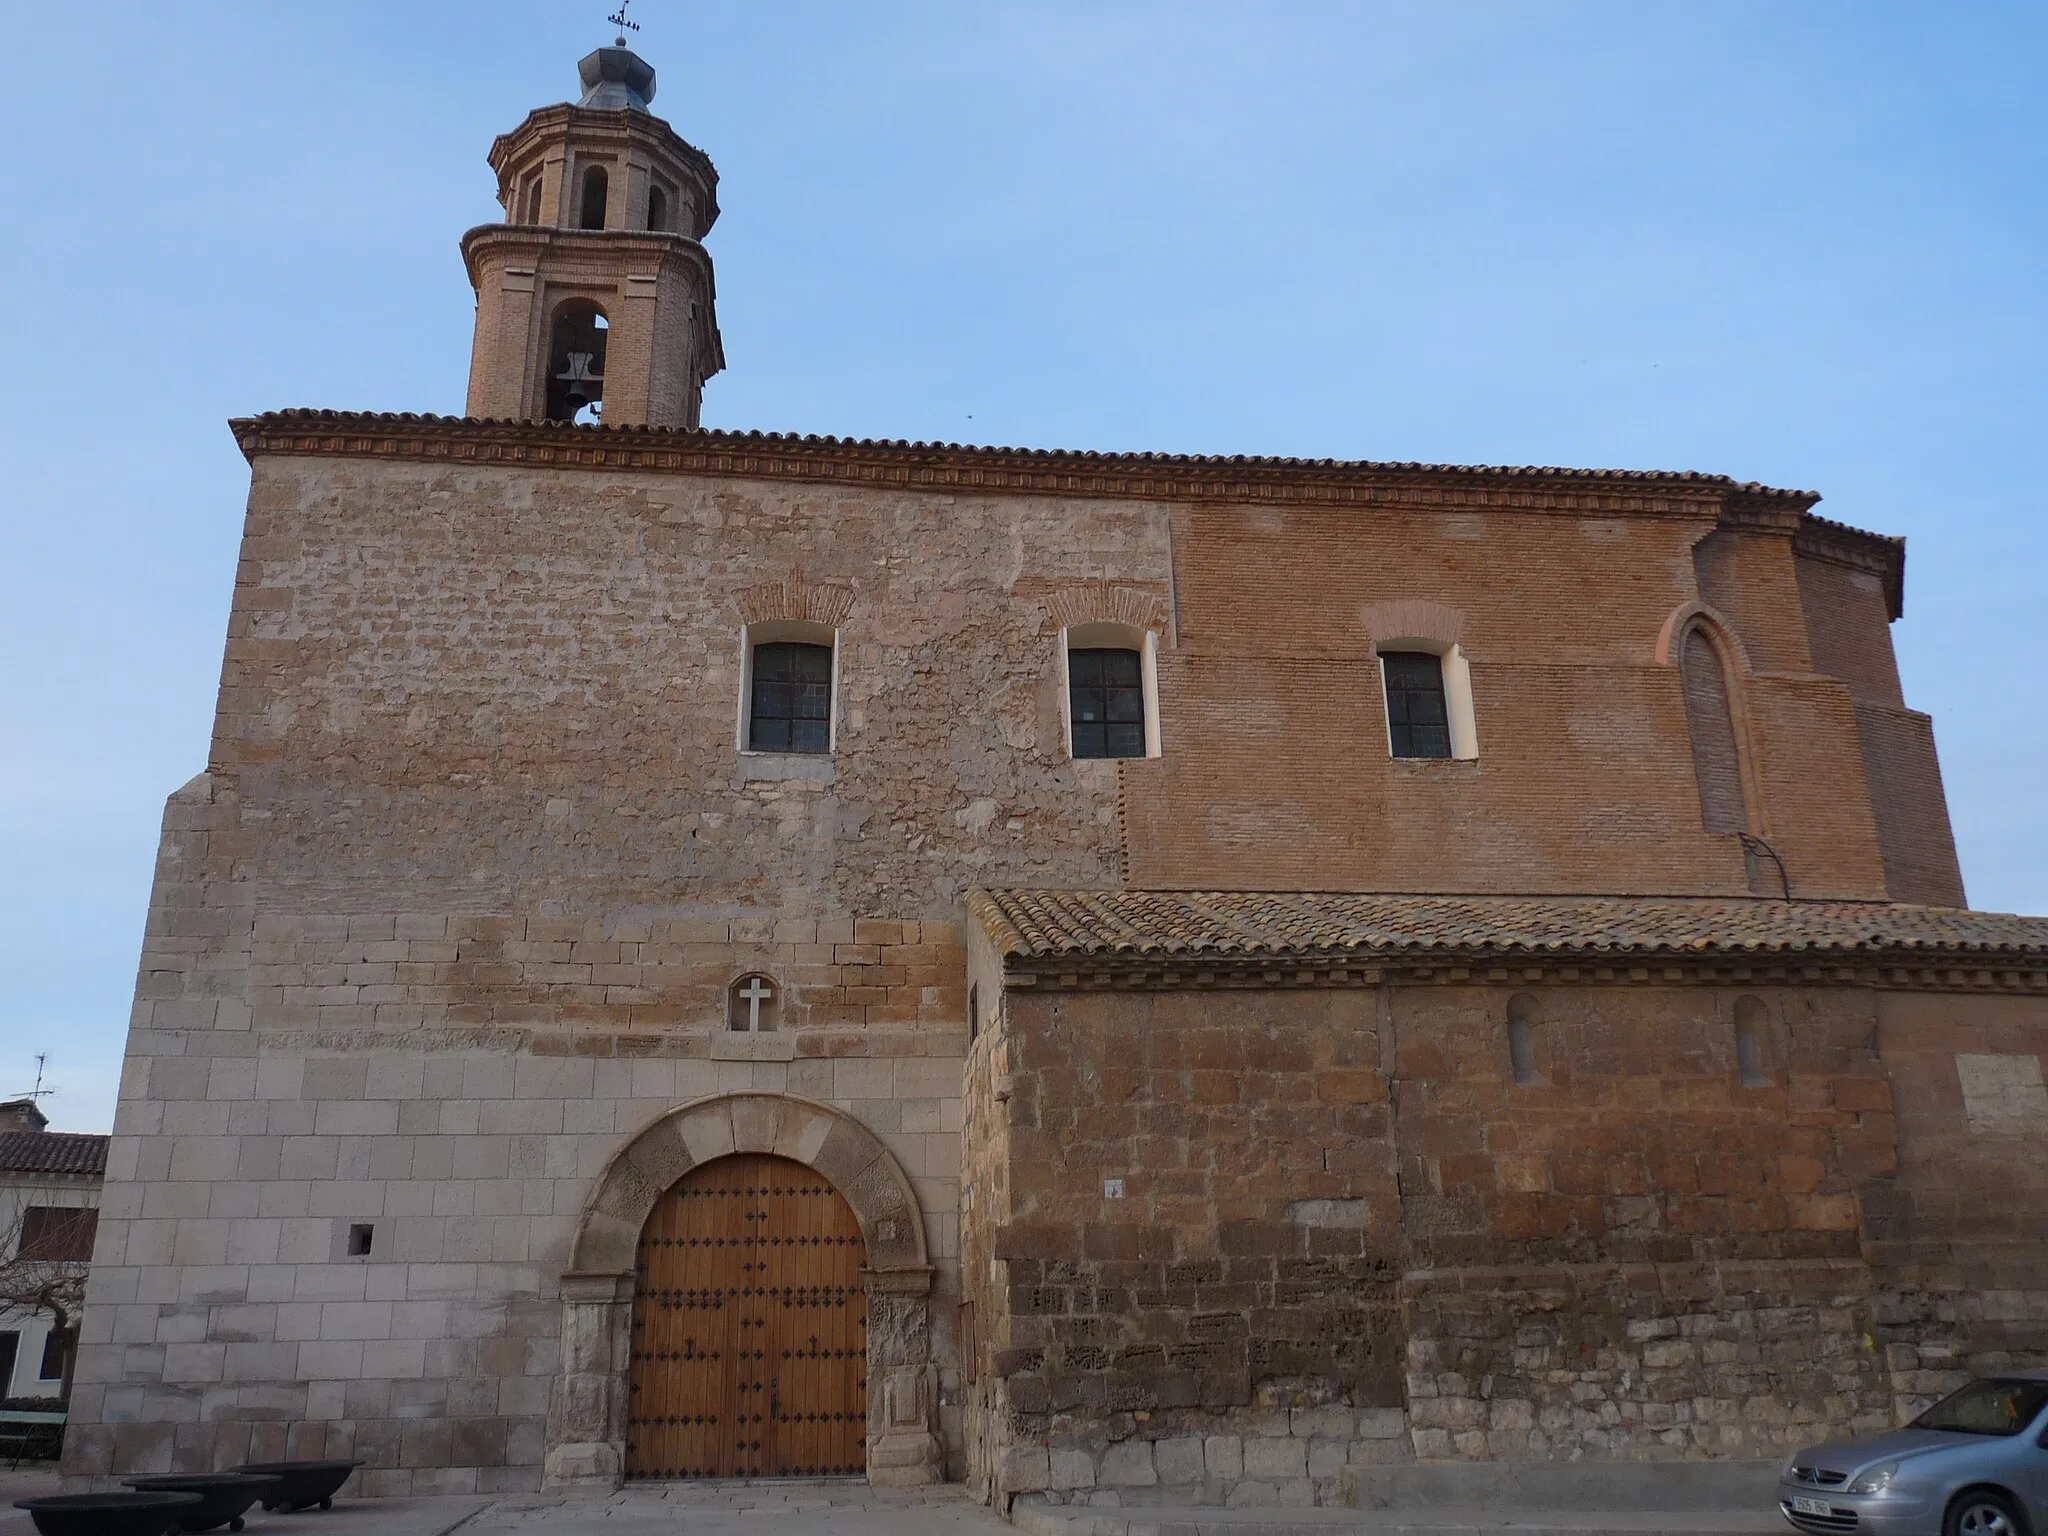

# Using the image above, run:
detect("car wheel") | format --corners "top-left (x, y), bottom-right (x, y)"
top-left (1947, 1490), bottom-right (2026, 1536)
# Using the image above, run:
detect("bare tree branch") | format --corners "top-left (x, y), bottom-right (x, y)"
top-left (0, 1203), bottom-right (92, 1403)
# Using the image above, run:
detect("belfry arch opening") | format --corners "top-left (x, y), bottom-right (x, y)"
top-left (580, 165), bottom-right (609, 229)
top-left (545, 300), bottom-right (608, 424)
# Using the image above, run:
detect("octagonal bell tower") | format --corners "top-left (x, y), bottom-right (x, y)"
top-left (462, 45), bottom-right (724, 428)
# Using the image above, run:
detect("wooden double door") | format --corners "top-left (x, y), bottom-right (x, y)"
top-left (625, 1153), bottom-right (869, 1478)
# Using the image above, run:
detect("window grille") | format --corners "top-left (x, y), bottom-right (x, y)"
top-left (748, 642), bottom-right (832, 754)
top-left (1069, 648), bottom-right (1145, 759)
top-left (1382, 651), bottom-right (1452, 759)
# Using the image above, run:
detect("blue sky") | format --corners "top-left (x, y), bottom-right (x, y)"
top-left (1, 2), bottom-right (2042, 1133)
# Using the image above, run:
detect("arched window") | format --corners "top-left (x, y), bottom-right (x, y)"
top-left (968, 984), bottom-right (980, 1043)
top-left (521, 177), bottom-right (542, 224)
top-left (580, 165), bottom-right (609, 230)
top-left (744, 628), bottom-right (835, 754)
top-left (1734, 995), bottom-right (1771, 1087)
top-left (647, 184), bottom-right (670, 232)
top-left (1063, 621), bottom-right (1159, 760)
top-left (1680, 623), bottom-right (1747, 834)
top-left (1507, 994), bottom-right (1542, 1086)
top-left (544, 301), bottom-right (608, 423)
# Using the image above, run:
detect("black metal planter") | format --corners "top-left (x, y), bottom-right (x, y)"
top-left (122, 1473), bottom-right (283, 1533)
top-left (13, 1490), bottom-right (203, 1536)
top-left (230, 1460), bottom-right (362, 1514)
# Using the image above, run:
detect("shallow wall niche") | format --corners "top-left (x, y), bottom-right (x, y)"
top-left (546, 1092), bottom-right (941, 1488)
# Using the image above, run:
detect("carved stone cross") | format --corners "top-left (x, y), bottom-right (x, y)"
top-left (737, 976), bottom-right (773, 1031)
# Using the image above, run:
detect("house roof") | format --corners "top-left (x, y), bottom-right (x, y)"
top-left (969, 890), bottom-right (2048, 972)
top-left (0, 1131), bottom-right (109, 1178)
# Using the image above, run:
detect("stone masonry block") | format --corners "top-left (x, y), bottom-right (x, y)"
top-left (1100, 1439), bottom-right (1156, 1486)
top-left (1244, 1436), bottom-right (1308, 1481)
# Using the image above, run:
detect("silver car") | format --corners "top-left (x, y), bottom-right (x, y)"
top-left (1779, 1373), bottom-right (2048, 1535)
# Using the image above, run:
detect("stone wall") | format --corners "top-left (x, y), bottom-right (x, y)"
top-left (65, 787), bottom-right (972, 1493)
top-left (963, 975), bottom-right (2048, 1509)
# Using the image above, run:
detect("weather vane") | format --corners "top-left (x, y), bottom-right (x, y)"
top-left (607, 0), bottom-right (640, 46)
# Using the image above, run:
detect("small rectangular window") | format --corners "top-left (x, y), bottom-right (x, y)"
top-left (748, 641), bottom-right (833, 754)
top-left (38, 1327), bottom-right (73, 1381)
top-left (1382, 651), bottom-right (1452, 759)
top-left (1069, 648), bottom-right (1146, 759)
top-left (346, 1223), bottom-right (374, 1257)
top-left (16, 1206), bottom-right (96, 1262)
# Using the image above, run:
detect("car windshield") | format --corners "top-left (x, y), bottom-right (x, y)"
top-left (1912, 1379), bottom-right (2048, 1437)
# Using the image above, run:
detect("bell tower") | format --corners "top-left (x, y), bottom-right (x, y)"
top-left (462, 44), bottom-right (724, 428)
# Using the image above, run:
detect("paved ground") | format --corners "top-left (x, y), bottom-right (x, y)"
top-left (1009, 1503), bottom-right (1786, 1536)
top-left (473, 1480), bottom-right (1012, 1533)
top-left (0, 1473), bottom-right (1791, 1535)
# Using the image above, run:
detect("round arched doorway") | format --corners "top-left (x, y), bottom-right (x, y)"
top-left (545, 1092), bottom-right (942, 1489)
top-left (626, 1153), bottom-right (869, 1479)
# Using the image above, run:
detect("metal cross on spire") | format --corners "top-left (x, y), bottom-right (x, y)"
top-left (607, 0), bottom-right (641, 47)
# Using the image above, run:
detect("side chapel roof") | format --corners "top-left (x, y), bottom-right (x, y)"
top-left (970, 889), bottom-right (2048, 976)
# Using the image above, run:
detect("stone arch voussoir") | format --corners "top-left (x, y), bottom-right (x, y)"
top-left (571, 1091), bottom-right (930, 1274)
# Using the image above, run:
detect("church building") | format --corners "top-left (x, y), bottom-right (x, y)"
top-left (65, 42), bottom-right (2048, 1509)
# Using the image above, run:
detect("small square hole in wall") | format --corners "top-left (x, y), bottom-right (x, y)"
top-left (346, 1223), bottom-right (374, 1257)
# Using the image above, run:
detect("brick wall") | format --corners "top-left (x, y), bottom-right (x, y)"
top-left (1120, 500), bottom-right (1898, 899)
top-left (1792, 551), bottom-right (1964, 906)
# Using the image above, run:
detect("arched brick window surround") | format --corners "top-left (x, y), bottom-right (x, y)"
top-left (1050, 584), bottom-right (1168, 763)
top-left (1361, 600), bottom-right (1480, 760)
top-left (733, 574), bottom-right (856, 759)
top-left (545, 1093), bottom-right (940, 1488)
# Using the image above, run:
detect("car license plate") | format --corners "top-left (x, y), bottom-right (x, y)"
top-left (1791, 1496), bottom-right (1833, 1516)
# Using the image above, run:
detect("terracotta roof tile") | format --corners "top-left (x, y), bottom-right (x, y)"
top-left (232, 409), bottom-right (1821, 501)
top-left (969, 890), bottom-right (2048, 967)
top-left (0, 1131), bottom-right (109, 1177)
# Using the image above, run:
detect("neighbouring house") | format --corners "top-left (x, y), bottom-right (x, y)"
top-left (0, 1098), bottom-right (107, 1403)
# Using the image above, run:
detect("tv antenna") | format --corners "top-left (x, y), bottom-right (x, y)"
top-left (607, 1), bottom-right (641, 46)
top-left (11, 1052), bottom-right (55, 1105)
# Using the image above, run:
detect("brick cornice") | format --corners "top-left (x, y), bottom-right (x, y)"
top-left (1002, 951), bottom-right (2048, 995)
top-left (1794, 513), bottom-right (1908, 621)
top-left (459, 223), bottom-right (715, 292)
top-left (229, 410), bottom-right (1832, 522)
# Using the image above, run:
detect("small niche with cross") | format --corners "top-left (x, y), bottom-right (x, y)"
top-left (728, 973), bottom-right (780, 1033)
